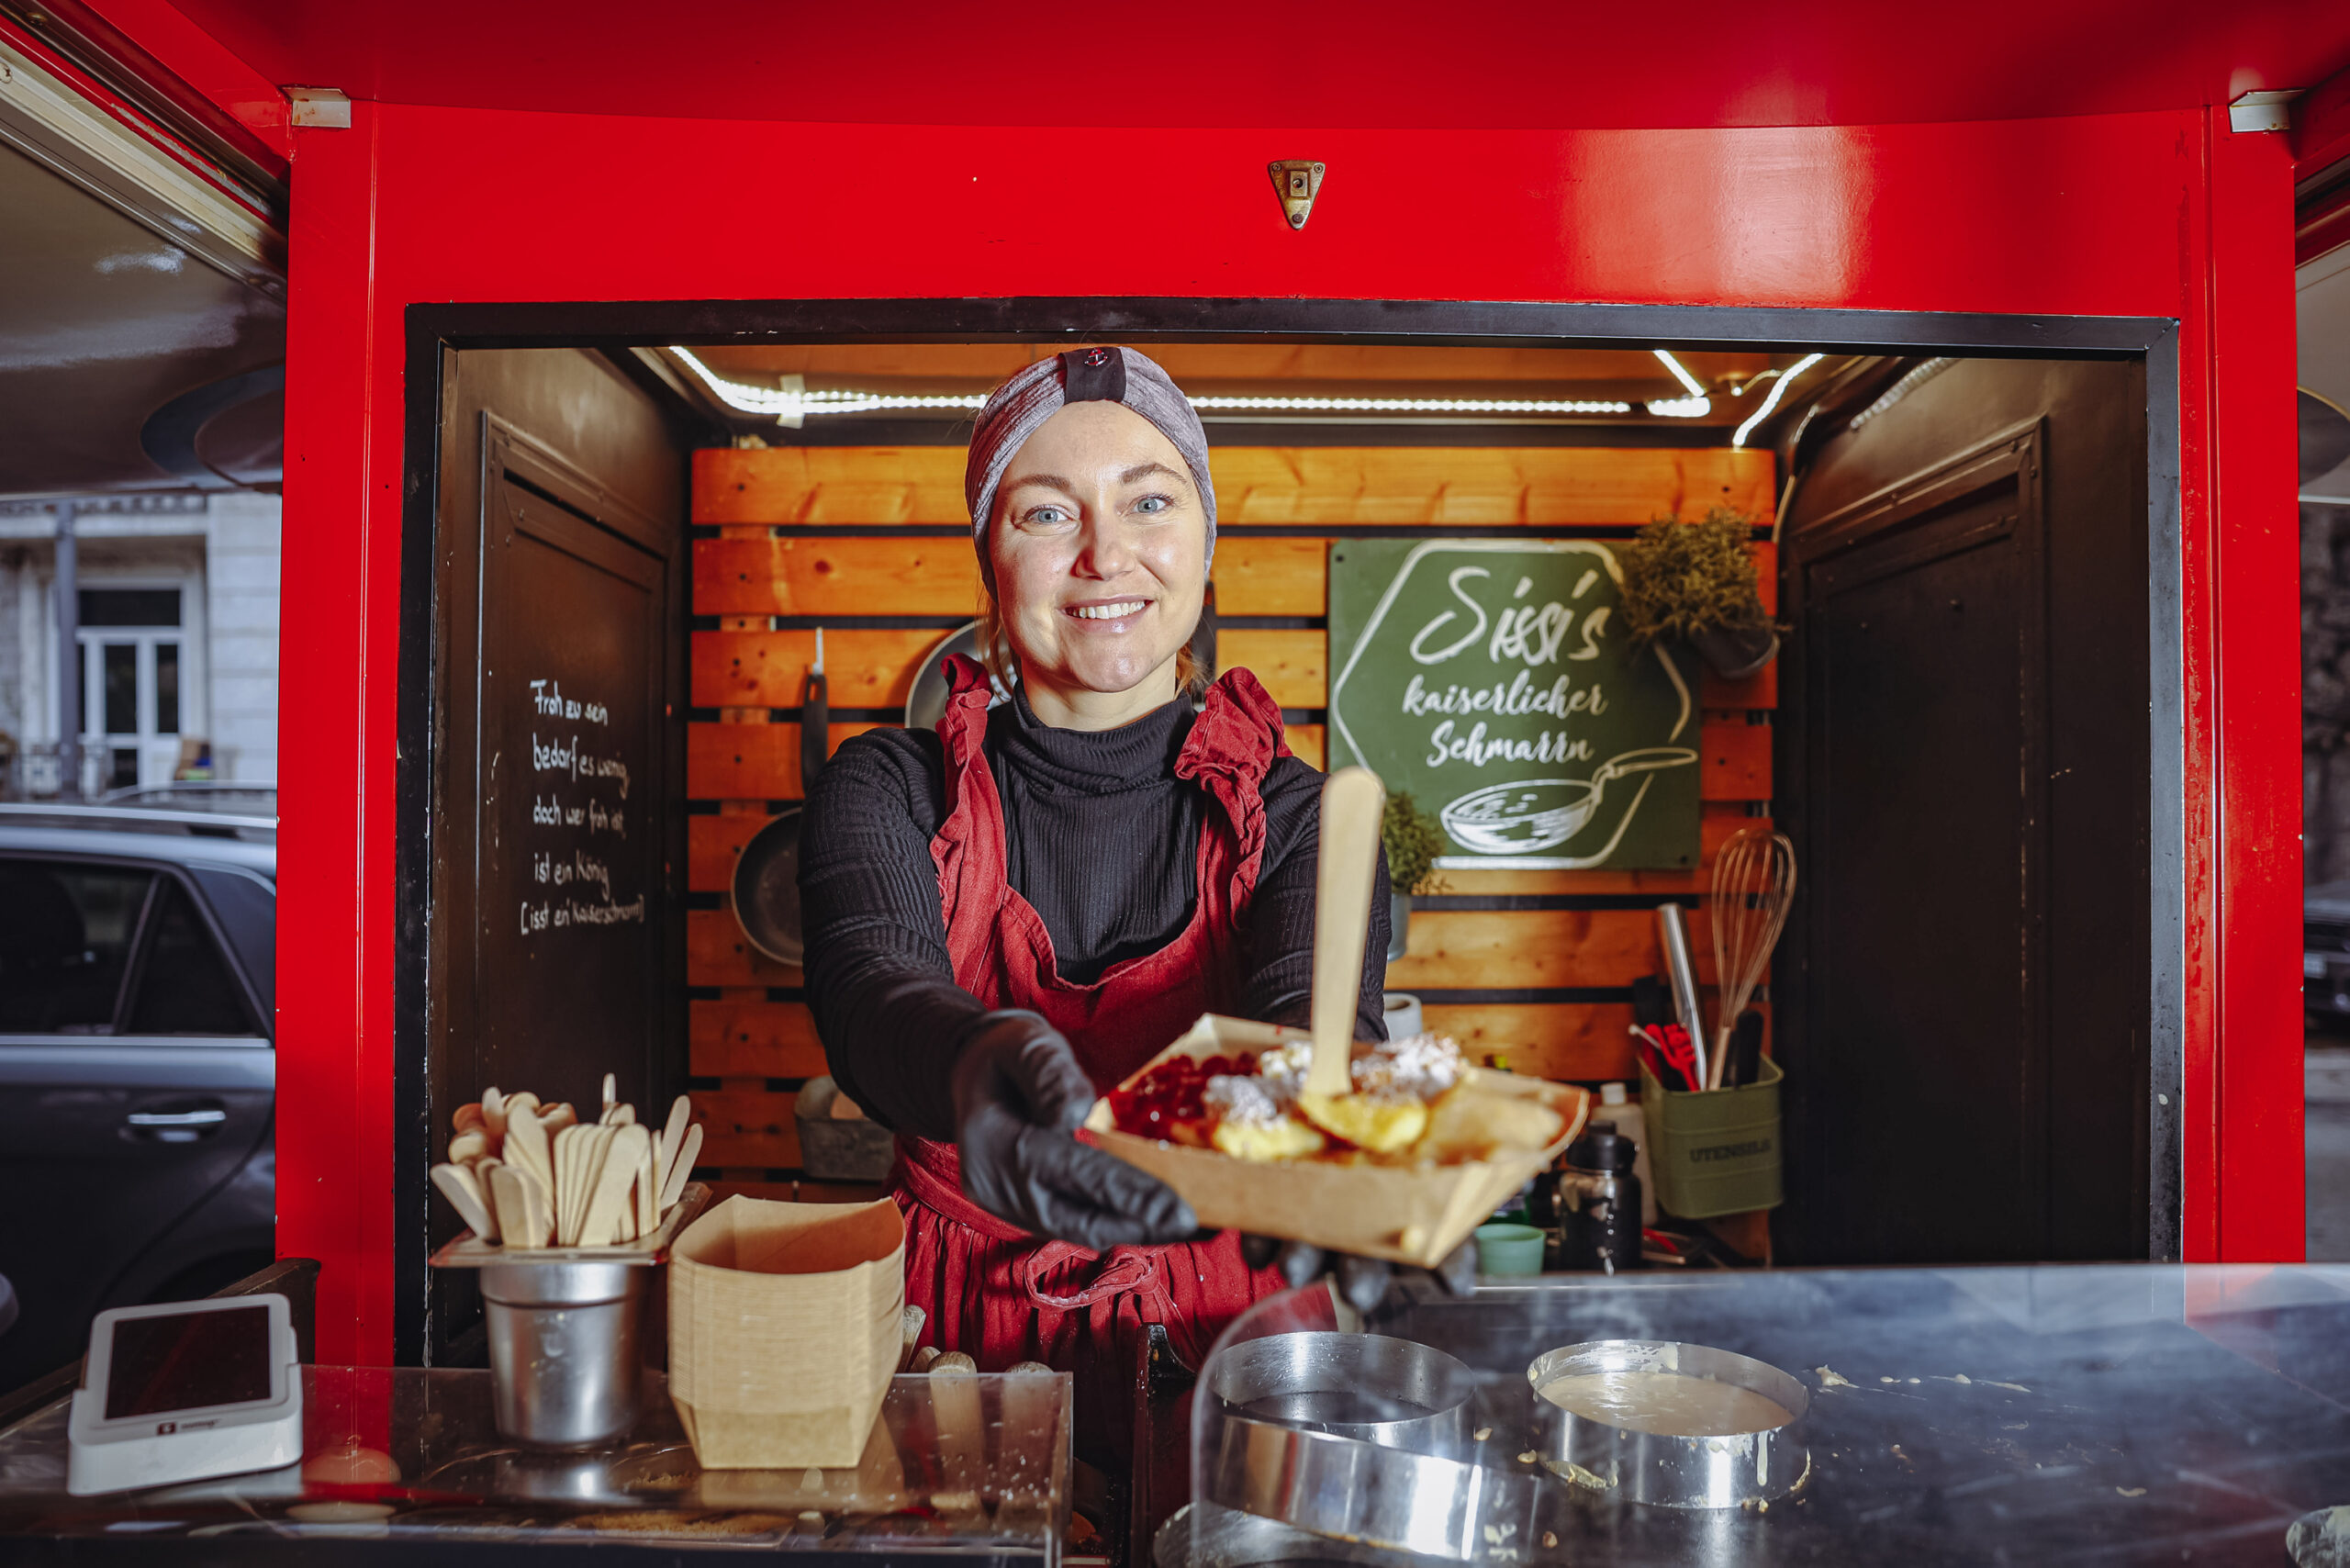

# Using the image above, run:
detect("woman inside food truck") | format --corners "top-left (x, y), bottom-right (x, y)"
top-left (796, 346), bottom-right (1388, 1457)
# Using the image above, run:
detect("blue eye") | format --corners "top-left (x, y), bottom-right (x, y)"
top-left (1025, 505), bottom-right (1071, 525)
top-left (1135, 495), bottom-right (1169, 515)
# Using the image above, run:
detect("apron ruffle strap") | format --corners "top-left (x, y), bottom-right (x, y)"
top-left (895, 1136), bottom-right (1174, 1313)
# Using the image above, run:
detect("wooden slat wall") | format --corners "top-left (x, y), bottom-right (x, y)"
top-left (687, 444), bottom-right (1777, 1187)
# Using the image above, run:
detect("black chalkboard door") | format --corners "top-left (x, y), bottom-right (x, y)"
top-left (472, 425), bottom-right (666, 1100)
top-left (407, 349), bottom-right (686, 1364)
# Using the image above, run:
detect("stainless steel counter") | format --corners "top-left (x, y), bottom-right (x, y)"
top-left (1164, 1262), bottom-right (2350, 1565)
top-left (0, 1365), bottom-right (1070, 1562)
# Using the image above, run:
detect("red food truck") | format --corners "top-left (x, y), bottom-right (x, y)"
top-left (5, 2), bottom-right (2350, 1557)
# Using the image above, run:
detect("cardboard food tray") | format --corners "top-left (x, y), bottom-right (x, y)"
top-left (1083, 1014), bottom-right (1589, 1268)
top-left (427, 1182), bottom-right (713, 1269)
top-left (668, 1195), bottom-right (906, 1470)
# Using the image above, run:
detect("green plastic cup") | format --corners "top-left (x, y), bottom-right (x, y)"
top-left (1473, 1222), bottom-right (1546, 1277)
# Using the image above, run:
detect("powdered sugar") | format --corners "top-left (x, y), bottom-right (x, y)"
top-left (1243, 1033), bottom-right (1464, 1107)
top-left (1203, 1073), bottom-right (1285, 1128)
top-left (1354, 1032), bottom-right (1464, 1104)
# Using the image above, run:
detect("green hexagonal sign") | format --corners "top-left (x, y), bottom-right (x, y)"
top-left (1326, 539), bottom-right (1700, 870)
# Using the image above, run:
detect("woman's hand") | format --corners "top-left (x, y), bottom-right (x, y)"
top-left (953, 1011), bottom-right (1199, 1249)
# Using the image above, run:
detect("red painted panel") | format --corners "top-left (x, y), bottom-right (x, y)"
top-left (155, 0), bottom-right (2350, 135)
top-left (2204, 108), bottom-right (2306, 1261)
top-left (254, 98), bottom-right (2306, 1361)
top-left (275, 107), bottom-right (395, 1364)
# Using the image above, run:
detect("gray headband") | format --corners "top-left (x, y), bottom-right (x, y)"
top-left (965, 346), bottom-right (1217, 571)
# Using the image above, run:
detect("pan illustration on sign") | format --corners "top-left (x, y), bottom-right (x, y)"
top-left (1439, 747), bottom-right (1697, 856)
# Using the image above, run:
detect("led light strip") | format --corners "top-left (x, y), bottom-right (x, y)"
top-left (1732, 354), bottom-right (1826, 448)
top-left (672, 350), bottom-right (1650, 420)
top-left (1652, 349), bottom-right (1707, 398)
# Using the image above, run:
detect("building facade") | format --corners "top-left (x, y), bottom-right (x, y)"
top-left (0, 492), bottom-right (279, 797)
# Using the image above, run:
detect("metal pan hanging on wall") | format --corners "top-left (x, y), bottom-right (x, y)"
top-left (904, 584), bottom-right (1214, 731)
top-left (730, 652), bottom-right (831, 967)
top-left (906, 621), bottom-right (1024, 733)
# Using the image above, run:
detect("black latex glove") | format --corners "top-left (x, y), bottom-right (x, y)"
top-left (1240, 1234), bottom-right (1480, 1313)
top-left (953, 1010), bottom-right (1199, 1250)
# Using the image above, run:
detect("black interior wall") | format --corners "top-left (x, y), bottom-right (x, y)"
top-left (401, 346), bottom-right (688, 1365)
top-left (1775, 356), bottom-right (2151, 1265)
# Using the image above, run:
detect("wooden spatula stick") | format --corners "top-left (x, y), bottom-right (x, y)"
top-left (660, 1123), bottom-right (701, 1215)
top-left (1309, 766), bottom-right (1386, 1098)
top-left (431, 1162), bottom-right (497, 1241)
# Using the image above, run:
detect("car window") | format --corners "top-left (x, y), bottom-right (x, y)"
top-left (0, 860), bottom-right (154, 1033)
top-left (188, 866), bottom-right (274, 1020)
top-left (125, 879), bottom-right (261, 1036)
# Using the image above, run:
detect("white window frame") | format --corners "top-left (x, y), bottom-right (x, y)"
top-left (62, 578), bottom-right (209, 791)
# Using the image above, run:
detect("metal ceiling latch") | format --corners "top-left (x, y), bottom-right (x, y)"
top-left (1267, 161), bottom-right (1325, 230)
top-left (2227, 89), bottom-right (2299, 134)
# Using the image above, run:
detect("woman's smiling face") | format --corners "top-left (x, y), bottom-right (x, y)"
top-left (988, 400), bottom-right (1207, 727)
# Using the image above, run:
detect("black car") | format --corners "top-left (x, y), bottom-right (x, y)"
top-left (0, 803), bottom-right (275, 1390)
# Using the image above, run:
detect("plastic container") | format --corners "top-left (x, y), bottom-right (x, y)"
top-left (1638, 1055), bottom-right (1783, 1219)
top-left (1382, 991), bottom-right (1424, 1039)
top-left (1595, 1081), bottom-right (1658, 1226)
top-left (1473, 1223), bottom-right (1547, 1277)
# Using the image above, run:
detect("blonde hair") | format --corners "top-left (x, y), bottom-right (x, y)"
top-left (975, 589), bottom-right (1205, 700)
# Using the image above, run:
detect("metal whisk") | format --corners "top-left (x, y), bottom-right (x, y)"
top-left (1707, 826), bottom-right (1796, 1089)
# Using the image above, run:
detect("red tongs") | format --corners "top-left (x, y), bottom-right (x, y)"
top-left (1627, 1021), bottom-right (1705, 1094)
top-left (1628, 973), bottom-right (1705, 1093)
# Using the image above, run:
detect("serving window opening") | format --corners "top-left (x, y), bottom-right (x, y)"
top-left (398, 316), bottom-right (2161, 1367)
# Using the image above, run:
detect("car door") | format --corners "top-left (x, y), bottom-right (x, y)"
top-left (0, 856), bottom-right (274, 1388)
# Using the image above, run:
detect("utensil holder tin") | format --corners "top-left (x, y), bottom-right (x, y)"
top-left (479, 1257), bottom-right (647, 1449)
top-left (1638, 1056), bottom-right (1783, 1219)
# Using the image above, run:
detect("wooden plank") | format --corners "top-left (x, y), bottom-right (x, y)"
top-left (688, 908), bottom-right (803, 988)
top-left (1284, 724), bottom-right (1325, 770)
top-left (690, 1085), bottom-right (803, 1169)
top-left (688, 813), bottom-right (767, 891)
top-left (1697, 720), bottom-right (1772, 801)
top-left (690, 1000), bottom-right (827, 1078)
top-left (694, 537), bottom-right (984, 617)
top-left (1214, 537), bottom-right (1326, 616)
top-left (1701, 658), bottom-right (1777, 710)
top-left (1385, 906), bottom-right (1718, 990)
top-left (695, 446), bottom-right (967, 525)
top-left (1419, 1003), bottom-right (1639, 1081)
top-left (1751, 543), bottom-right (1778, 615)
top-left (696, 446), bottom-right (1775, 528)
top-left (688, 721), bottom-right (886, 801)
top-left (1219, 628), bottom-right (1325, 707)
top-left (692, 627), bottom-right (947, 709)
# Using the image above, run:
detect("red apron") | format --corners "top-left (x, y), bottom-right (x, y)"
top-left (893, 655), bottom-right (1288, 1462)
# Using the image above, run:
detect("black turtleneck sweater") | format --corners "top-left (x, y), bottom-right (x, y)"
top-left (798, 689), bottom-right (1391, 1142)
